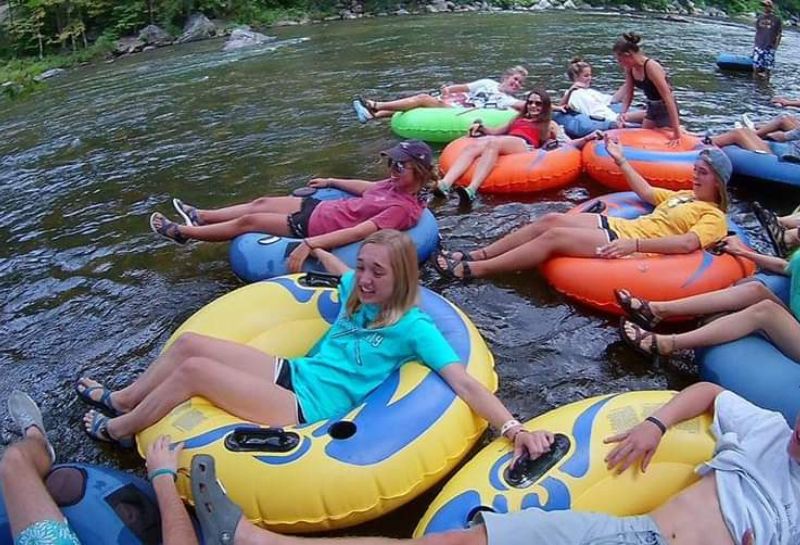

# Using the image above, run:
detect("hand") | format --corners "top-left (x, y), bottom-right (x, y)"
top-left (667, 134), bottom-right (682, 148)
top-left (512, 429), bottom-right (555, 466)
top-left (146, 435), bottom-right (184, 475)
top-left (308, 178), bottom-right (331, 189)
top-left (771, 96), bottom-right (789, 107)
top-left (603, 134), bottom-right (624, 164)
top-left (616, 112), bottom-right (627, 128)
top-left (603, 420), bottom-right (663, 473)
top-left (584, 130), bottom-right (603, 143)
top-left (288, 242), bottom-right (313, 273)
top-left (722, 236), bottom-right (749, 257)
top-left (596, 238), bottom-right (637, 259)
top-left (440, 84), bottom-right (450, 97)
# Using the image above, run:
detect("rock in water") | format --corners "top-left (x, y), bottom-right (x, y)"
top-left (138, 24), bottom-right (173, 47)
top-left (176, 13), bottom-right (217, 44)
top-left (222, 28), bottom-right (276, 51)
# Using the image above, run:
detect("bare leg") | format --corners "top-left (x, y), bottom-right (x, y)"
top-left (104, 354), bottom-right (297, 439)
top-left (710, 128), bottom-right (772, 153)
top-left (754, 114), bottom-right (800, 137)
top-left (475, 213), bottom-right (600, 260)
top-left (234, 516), bottom-right (486, 545)
top-left (372, 93), bottom-right (447, 114)
top-left (466, 227), bottom-right (610, 278)
top-left (102, 333), bottom-right (283, 412)
top-left (439, 139), bottom-right (490, 190)
top-left (176, 213), bottom-right (294, 241)
top-left (647, 300), bottom-right (800, 359)
top-left (198, 196), bottom-right (302, 225)
top-left (465, 136), bottom-right (529, 193)
top-left (0, 428), bottom-right (60, 537)
top-left (648, 281), bottom-right (781, 320)
top-left (624, 110), bottom-right (647, 124)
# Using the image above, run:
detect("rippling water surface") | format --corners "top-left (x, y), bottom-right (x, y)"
top-left (1, 11), bottom-right (799, 534)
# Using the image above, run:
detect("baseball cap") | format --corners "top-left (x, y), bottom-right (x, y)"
top-left (380, 140), bottom-right (434, 169)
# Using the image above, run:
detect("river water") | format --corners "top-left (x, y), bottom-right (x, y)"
top-left (1, 10), bottom-right (799, 535)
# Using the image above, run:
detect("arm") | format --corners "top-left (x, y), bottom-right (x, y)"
top-left (771, 96), bottom-right (800, 108)
top-left (604, 382), bottom-right (724, 473)
top-left (604, 135), bottom-right (657, 203)
top-left (442, 83), bottom-right (470, 95)
top-left (647, 61), bottom-right (681, 142)
top-left (310, 248), bottom-right (350, 276)
top-left (597, 232), bottom-right (701, 259)
top-left (309, 177), bottom-right (374, 195)
top-left (476, 115), bottom-right (518, 136)
top-left (610, 82), bottom-right (626, 104)
top-left (287, 221), bottom-right (379, 272)
top-left (619, 71), bottom-right (634, 113)
top-left (146, 437), bottom-right (199, 545)
top-left (723, 236), bottom-right (788, 274)
top-left (439, 365), bottom-right (554, 462)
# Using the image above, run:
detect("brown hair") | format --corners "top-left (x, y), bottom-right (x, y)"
top-left (523, 88), bottom-right (553, 143)
top-left (612, 32), bottom-right (642, 55)
top-left (345, 230), bottom-right (419, 328)
top-left (566, 57), bottom-right (591, 82)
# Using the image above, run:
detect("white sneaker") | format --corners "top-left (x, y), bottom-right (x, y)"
top-left (741, 113), bottom-right (756, 130)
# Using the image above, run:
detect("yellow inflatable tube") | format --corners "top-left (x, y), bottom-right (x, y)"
top-left (414, 390), bottom-right (714, 536)
top-left (136, 274), bottom-right (496, 533)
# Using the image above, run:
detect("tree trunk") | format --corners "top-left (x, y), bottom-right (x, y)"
top-left (38, 34), bottom-right (43, 59)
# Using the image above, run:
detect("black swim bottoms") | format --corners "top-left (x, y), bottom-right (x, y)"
top-left (287, 197), bottom-right (321, 239)
top-left (274, 358), bottom-right (307, 424)
top-left (597, 215), bottom-right (619, 243)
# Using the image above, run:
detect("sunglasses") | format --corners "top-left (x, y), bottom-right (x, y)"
top-left (387, 158), bottom-right (409, 173)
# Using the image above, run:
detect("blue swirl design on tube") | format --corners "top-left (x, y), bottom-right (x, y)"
top-left (560, 395), bottom-right (615, 478)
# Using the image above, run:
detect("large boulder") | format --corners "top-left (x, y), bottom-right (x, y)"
top-left (176, 13), bottom-right (217, 44)
top-left (223, 28), bottom-right (276, 51)
top-left (114, 36), bottom-right (145, 55)
top-left (138, 24), bottom-right (172, 46)
top-left (34, 68), bottom-right (66, 82)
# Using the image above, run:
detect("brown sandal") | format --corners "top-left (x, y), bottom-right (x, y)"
top-left (614, 289), bottom-right (661, 329)
top-left (619, 318), bottom-right (672, 364)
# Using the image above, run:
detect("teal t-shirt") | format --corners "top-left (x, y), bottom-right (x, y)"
top-left (288, 271), bottom-right (460, 423)
top-left (787, 251), bottom-right (800, 318)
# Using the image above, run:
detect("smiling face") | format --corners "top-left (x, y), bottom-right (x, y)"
top-left (387, 157), bottom-right (421, 192)
top-left (692, 158), bottom-right (720, 203)
top-left (576, 66), bottom-right (593, 87)
top-left (355, 243), bottom-right (395, 306)
top-left (500, 72), bottom-right (525, 94)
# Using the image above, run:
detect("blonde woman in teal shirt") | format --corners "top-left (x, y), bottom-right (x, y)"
top-left (77, 230), bottom-right (552, 461)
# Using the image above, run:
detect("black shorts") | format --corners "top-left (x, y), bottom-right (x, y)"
top-left (287, 197), bottom-right (321, 239)
top-left (598, 215), bottom-right (619, 243)
top-left (274, 358), bottom-right (306, 424)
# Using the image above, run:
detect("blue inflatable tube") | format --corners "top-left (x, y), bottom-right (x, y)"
top-left (552, 103), bottom-right (641, 138)
top-left (716, 53), bottom-right (753, 72)
top-left (0, 463), bottom-right (180, 545)
top-left (229, 187), bottom-right (440, 283)
top-left (722, 145), bottom-right (800, 188)
top-left (697, 273), bottom-right (799, 423)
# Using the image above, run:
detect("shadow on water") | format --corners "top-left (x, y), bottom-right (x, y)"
top-left (2, 11), bottom-right (800, 535)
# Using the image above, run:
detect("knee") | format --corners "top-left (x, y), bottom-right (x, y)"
top-left (749, 299), bottom-right (782, 320)
top-left (251, 197), bottom-right (271, 208)
top-left (537, 212), bottom-right (564, 229)
top-left (743, 281), bottom-right (773, 301)
top-left (483, 138), bottom-right (502, 152)
top-left (169, 332), bottom-right (204, 359)
top-left (235, 214), bottom-right (262, 232)
top-left (464, 142), bottom-right (486, 156)
top-left (174, 357), bottom-right (206, 392)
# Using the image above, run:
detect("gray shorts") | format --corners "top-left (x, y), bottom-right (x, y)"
top-left (644, 99), bottom-right (677, 128)
top-left (478, 509), bottom-right (667, 545)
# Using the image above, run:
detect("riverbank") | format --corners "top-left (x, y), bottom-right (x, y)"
top-left (0, 1), bottom-right (754, 96)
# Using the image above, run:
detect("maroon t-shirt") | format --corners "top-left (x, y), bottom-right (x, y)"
top-left (307, 180), bottom-right (424, 236)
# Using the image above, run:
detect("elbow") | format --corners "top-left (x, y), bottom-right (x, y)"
top-left (683, 236), bottom-right (702, 253)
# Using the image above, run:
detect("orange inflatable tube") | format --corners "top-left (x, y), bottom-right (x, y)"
top-left (539, 192), bottom-right (756, 315)
top-left (582, 129), bottom-right (704, 191)
top-left (439, 136), bottom-right (582, 193)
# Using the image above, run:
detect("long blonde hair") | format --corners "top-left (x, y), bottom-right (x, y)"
top-left (345, 230), bottom-right (419, 328)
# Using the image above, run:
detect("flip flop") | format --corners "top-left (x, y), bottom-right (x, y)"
top-left (7, 391), bottom-right (55, 463)
top-left (150, 212), bottom-right (189, 245)
top-left (191, 455), bottom-right (243, 545)
top-left (753, 202), bottom-right (788, 257)
top-left (431, 251), bottom-right (473, 281)
top-left (75, 378), bottom-right (122, 417)
top-left (83, 410), bottom-right (134, 448)
top-left (614, 289), bottom-right (662, 329)
top-left (172, 198), bottom-right (202, 226)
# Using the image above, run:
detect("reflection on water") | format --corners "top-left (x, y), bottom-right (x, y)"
top-left (1, 11), bottom-right (799, 532)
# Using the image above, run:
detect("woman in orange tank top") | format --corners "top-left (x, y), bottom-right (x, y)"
top-left (435, 88), bottom-right (598, 204)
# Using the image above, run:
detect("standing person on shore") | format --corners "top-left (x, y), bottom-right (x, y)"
top-left (753, 0), bottom-right (782, 78)
top-left (612, 33), bottom-right (682, 147)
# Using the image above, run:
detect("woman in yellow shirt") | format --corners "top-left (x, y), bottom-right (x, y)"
top-left (433, 135), bottom-right (731, 280)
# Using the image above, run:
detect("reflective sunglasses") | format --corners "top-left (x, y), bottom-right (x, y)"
top-left (387, 158), bottom-right (409, 173)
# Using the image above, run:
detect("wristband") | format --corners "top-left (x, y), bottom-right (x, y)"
top-left (645, 416), bottom-right (667, 436)
top-left (499, 418), bottom-right (522, 437)
top-left (148, 468), bottom-right (177, 482)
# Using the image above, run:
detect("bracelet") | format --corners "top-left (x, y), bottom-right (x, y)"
top-left (499, 418), bottom-right (522, 437)
top-left (645, 416), bottom-right (667, 436)
top-left (148, 468), bottom-right (177, 482)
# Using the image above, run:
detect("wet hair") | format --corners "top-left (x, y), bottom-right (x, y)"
top-left (346, 230), bottom-right (419, 328)
top-left (503, 65), bottom-right (529, 79)
top-left (566, 57), bottom-right (592, 82)
top-left (612, 32), bottom-right (642, 55)
top-left (523, 88), bottom-right (553, 143)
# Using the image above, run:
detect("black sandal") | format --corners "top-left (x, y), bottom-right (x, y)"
top-left (614, 289), bottom-right (662, 329)
top-left (753, 202), bottom-right (788, 257)
top-left (431, 251), bottom-right (474, 281)
top-left (619, 318), bottom-right (669, 364)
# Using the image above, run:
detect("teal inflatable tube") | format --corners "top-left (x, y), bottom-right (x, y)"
top-left (697, 273), bottom-right (799, 423)
top-left (716, 53), bottom-right (753, 72)
top-left (229, 187), bottom-right (440, 283)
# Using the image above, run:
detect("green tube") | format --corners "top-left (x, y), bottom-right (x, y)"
top-left (390, 107), bottom-right (518, 143)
